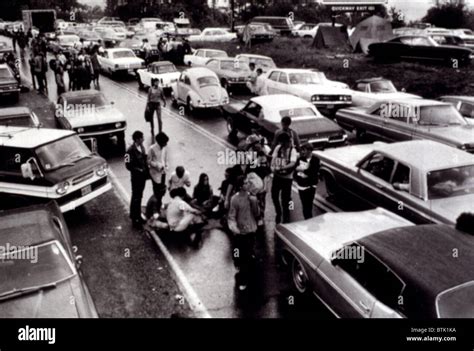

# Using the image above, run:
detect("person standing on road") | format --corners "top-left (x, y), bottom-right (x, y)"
top-left (271, 132), bottom-right (297, 224)
top-left (55, 65), bottom-right (66, 96)
top-left (148, 132), bottom-right (169, 215)
top-left (145, 78), bottom-right (166, 137)
top-left (228, 175), bottom-right (260, 291)
top-left (125, 131), bottom-right (149, 229)
top-left (271, 116), bottom-right (301, 152)
top-left (246, 62), bottom-right (257, 94)
top-left (28, 53), bottom-right (37, 90)
top-left (33, 51), bottom-right (47, 94)
top-left (12, 30), bottom-right (18, 51)
top-left (90, 50), bottom-right (101, 88)
top-left (294, 143), bottom-right (320, 220)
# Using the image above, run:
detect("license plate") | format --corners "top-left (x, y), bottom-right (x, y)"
top-left (81, 185), bottom-right (92, 197)
top-left (326, 105), bottom-right (334, 109)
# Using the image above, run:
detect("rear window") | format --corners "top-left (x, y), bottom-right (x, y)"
top-left (0, 115), bottom-right (32, 127)
top-left (279, 107), bottom-right (316, 118)
top-left (437, 282), bottom-right (474, 318)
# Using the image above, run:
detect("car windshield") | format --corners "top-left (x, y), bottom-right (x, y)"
top-left (197, 76), bottom-right (219, 87)
top-left (463, 30), bottom-right (473, 35)
top-left (65, 94), bottom-right (107, 108)
top-left (220, 60), bottom-right (248, 72)
top-left (35, 135), bottom-right (92, 171)
top-left (289, 72), bottom-right (325, 84)
top-left (427, 165), bottom-right (474, 199)
top-left (437, 282), bottom-right (474, 318)
top-left (59, 36), bottom-right (79, 44)
top-left (417, 105), bottom-right (467, 126)
top-left (207, 51), bottom-right (227, 58)
top-left (0, 241), bottom-right (75, 297)
top-left (155, 64), bottom-right (176, 74)
top-left (113, 50), bottom-right (135, 59)
top-left (370, 80), bottom-right (397, 93)
top-left (0, 68), bottom-right (13, 79)
top-left (247, 57), bottom-right (275, 68)
top-left (279, 107), bottom-right (317, 118)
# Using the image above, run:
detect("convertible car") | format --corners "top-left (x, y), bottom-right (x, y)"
top-left (315, 140), bottom-right (474, 225)
top-left (276, 208), bottom-right (474, 318)
top-left (223, 94), bottom-right (346, 149)
top-left (335, 98), bottom-right (474, 153)
top-left (439, 96), bottom-right (474, 124)
top-left (349, 77), bottom-right (420, 107)
top-left (368, 35), bottom-right (472, 66)
top-left (0, 202), bottom-right (98, 318)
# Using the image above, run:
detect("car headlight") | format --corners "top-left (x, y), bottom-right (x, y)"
top-left (96, 164), bottom-right (108, 177)
top-left (311, 95), bottom-right (320, 102)
top-left (339, 96), bottom-right (344, 101)
top-left (56, 181), bottom-right (70, 195)
top-left (77, 127), bottom-right (84, 133)
top-left (460, 145), bottom-right (467, 150)
top-left (115, 122), bottom-right (122, 128)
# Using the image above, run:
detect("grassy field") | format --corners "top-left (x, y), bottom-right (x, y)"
top-left (193, 37), bottom-right (474, 99)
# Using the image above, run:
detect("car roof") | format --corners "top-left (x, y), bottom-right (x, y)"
top-left (268, 68), bottom-right (313, 74)
top-left (359, 225), bottom-right (474, 311)
top-left (0, 204), bottom-right (62, 247)
top-left (374, 140), bottom-right (474, 171)
top-left (377, 97), bottom-right (448, 107)
top-left (237, 54), bottom-right (272, 59)
top-left (251, 94), bottom-right (312, 110)
top-left (149, 61), bottom-right (174, 67)
top-left (197, 48), bottom-right (226, 53)
top-left (440, 96), bottom-right (474, 103)
top-left (0, 107), bottom-right (31, 117)
top-left (183, 67), bottom-right (218, 76)
top-left (355, 77), bottom-right (388, 83)
top-left (60, 89), bottom-right (103, 99)
top-left (0, 126), bottom-right (75, 148)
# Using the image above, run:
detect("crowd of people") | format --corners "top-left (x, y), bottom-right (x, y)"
top-left (125, 103), bottom-right (321, 290)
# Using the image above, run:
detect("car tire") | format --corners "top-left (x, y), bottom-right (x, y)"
top-left (13, 92), bottom-right (19, 102)
top-left (117, 131), bottom-right (126, 153)
top-left (221, 79), bottom-right (229, 92)
top-left (291, 256), bottom-right (309, 294)
top-left (186, 97), bottom-right (194, 114)
top-left (226, 117), bottom-right (238, 142)
top-left (187, 61), bottom-right (192, 66)
top-left (323, 172), bottom-right (340, 198)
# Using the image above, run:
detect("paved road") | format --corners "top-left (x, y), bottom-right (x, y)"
top-left (12, 40), bottom-right (367, 318)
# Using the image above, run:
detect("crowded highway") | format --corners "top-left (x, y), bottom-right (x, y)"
top-left (1, 1), bottom-right (474, 322)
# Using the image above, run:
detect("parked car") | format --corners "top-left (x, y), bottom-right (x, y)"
top-left (171, 67), bottom-right (229, 113)
top-left (349, 77), bottom-right (421, 107)
top-left (452, 28), bottom-right (474, 48)
top-left (136, 61), bottom-right (180, 91)
top-left (93, 26), bottom-right (125, 47)
top-left (77, 30), bottom-right (102, 49)
top-left (335, 98), bottom-right (474, 152)
top-left (184, 48), bottom-right (228, 67)
top-left (203, 57), bottom-right (250, 91)
top-left (0, 126), bottom-right (111, 212)
top-left (439, 96), bottom-right (474, 124)
top-left (276, 208), bottom-right (474, 318)
top-left (56, 90), bottom-right (127, 150)
top-left (251, 16), bottom-right (294, 36)
top-left (316, 140), bottom-right (474, 224)
top-left (235, 54), bottom-right (276, 73)
top-left (261, 69), bottom-right (351, 114)
top-left (223, 94), bottom-right (347, 149)
top-left (0, 63), bottom-right (20, 102)
top-left (188, 27), bottom-right (237, 43)
top-left (138, 17), bottom-right (163, 31)
top-left (0, 202), bottom-right (99, 317)
top-left (292, 23), bottom-right (318, 38)
top-left (368, 35), bottom-right (472, 66)
top-left (0, 107), bottom-right (40, 127)
top-left (48, 34), bottom-right (81, 52)
top-left (97, 48), bottom-right (145, 76)
top-left (429, 34), bottom-right (471, 50)
top-left (235, 23), bottom-right (275, 43)
top-left (0, 41), bottom-right (14, 62)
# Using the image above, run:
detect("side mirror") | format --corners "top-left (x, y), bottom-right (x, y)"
top-left (21, 162), bottom-right (34, 180)
top-left (75, 255), bottom-right (83, 268)
top-left (393, 182), bottom-right (409, 192)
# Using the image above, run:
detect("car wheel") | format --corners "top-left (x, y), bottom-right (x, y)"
top-left (323, 172), bottom-right (340, 198)
top-left (221, 79), bottom-right (229, 92)
top-left (187, 61), bottom-right (192, 66)
top-left (13, 92), bottom-right (19, 102)
top-left (292, 257), bottom-right (308, 294)
top-left (186, 97), bottom-right (194, 114)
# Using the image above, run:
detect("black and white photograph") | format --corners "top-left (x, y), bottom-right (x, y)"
top-left (0, 0), bottom-right (474, 347)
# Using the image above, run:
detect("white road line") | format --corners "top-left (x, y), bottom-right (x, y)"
top-left (108, 170), bottom-right (212, 318)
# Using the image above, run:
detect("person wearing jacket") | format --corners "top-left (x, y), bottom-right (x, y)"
top-left (294, 143), bottom-right (320, 220)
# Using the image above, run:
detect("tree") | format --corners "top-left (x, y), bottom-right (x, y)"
top-left (423, 3), bottom-right (468, 28)
top-left (388, 6), bottom-right (406, 29)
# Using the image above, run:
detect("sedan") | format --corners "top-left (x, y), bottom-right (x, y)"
top-left (236, 23), bottom-right (275, 43)
top-left (223, 94), bottom-right (347, 149)
top-left (0, 202), bottom-right (98, 318)
top-left (188, 28), bottom-right (237, 42)
top-left (235, 54), bottom-right (276, 73)
top-left (171, 67), bottom-right (229, 113)
top-left (316, 140), bottom-right (474, 225)
top-left (97, 48), bottom-right (145, 76)
top-left (368, 35), bottom-right (472, 66)
top-left (56, 89), bottom-right (127, 150)
top-left (335, 98), bottom-right (474, 152)
top-left (276, 208), bottom-right (474, 318)
top-left (136, 61), bottom-right (180, 91)
top-left (204, 57), bottom-right (250, 91)
top-left (48, 35), bottom-right (81, 53)
top-left (184, 48), bottom-right (228, 67)
top-left (439, 96), bottom-right (474, 124)
top-left (0, 63), bottom-right (20, 101)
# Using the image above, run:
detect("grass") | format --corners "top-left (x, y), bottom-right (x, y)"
top-left (193, 37), bottom-right (474, 99)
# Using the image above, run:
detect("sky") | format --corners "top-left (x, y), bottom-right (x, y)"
top-left (388, 0), bottom-right (474, 21)
top-left (77, 0), bottom-right (106, 8)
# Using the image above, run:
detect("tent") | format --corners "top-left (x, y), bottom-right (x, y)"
top-left (312, 25), bottom-right (351, 50)
top-left (349, 15), bottom-right (393, 54)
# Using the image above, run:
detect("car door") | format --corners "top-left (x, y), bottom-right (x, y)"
top-left (265, 71), bottom-right (280, 94)
top-left (238, 101), bottom-right (262, 134)
top-left (177, 73), bottom-right (188, 101)
top-left (381, 103), bottom-right (416, 141)
top-left (275, 72), bottom-right (289, 94)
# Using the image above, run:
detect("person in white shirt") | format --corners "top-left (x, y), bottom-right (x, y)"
top-left (254, 68), bottom-right (265, 95)
top-left (169, 166), bottom-right (192, 201)
top-left (147, 132), bottom-right (169, 215)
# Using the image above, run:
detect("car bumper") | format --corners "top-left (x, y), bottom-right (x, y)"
top-left (307, 135), bottom-right (347, 149)
top-left (60, 181), bottom-right (112, 212)
top-left (195, 102), bottom-right (226, 109)
top-left (0, 88), bottom-right (20, 95)
top-left (313, 102), bottom-right (352, 110)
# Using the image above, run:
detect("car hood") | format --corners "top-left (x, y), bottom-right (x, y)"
top-left (223, 101), bottom-right (246, 114)
top-left (314, 143), bottom-right (376, 167)
top-left (195, 85), bottom-right (226, 101)
top-left (65, 106), bottom-right (126, 128)
top-left (430, 194), bottom-right (474, 224)
top-left (222, 70), bottom-right (250, 78)
top-left (110, 57), bottom-right (143, 64)
top-left (0, 279), bottom-right (80, 318)
top-left (0, 77), bottom-right (18, 86)
top-left (291, 117), bottom-right (344, 138)
top-left (420, 125), bottom-right (474, 145)
top-left (291, 84), bottom-right (350, 95)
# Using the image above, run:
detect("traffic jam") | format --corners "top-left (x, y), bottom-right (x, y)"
top-left (1, 0), bottom-right (474, 321)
